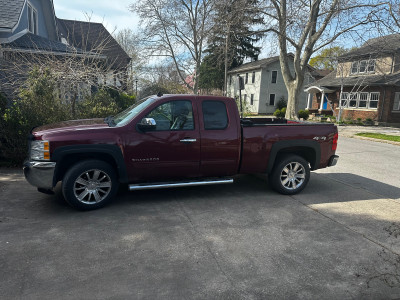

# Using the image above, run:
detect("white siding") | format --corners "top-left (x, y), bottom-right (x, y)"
top-left (227, 59), bottom-right (310, 115)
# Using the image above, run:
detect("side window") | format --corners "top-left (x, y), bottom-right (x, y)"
top-left (271, 71), bottom-right (278, 83)
top-left (202, 101), bottom-right (228, 130)
top-left (269, 94), bottom-right (276, 106)
top-left (393, 92), bottom-right (400, 111)
top-left (146, 100), bottom-right (194, 131)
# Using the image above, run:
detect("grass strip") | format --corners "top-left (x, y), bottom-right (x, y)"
top-left (355, 132), bottom-right (400, 142)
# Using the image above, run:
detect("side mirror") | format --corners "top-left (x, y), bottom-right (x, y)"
top-left (138, 118), bottom-right (157, 131)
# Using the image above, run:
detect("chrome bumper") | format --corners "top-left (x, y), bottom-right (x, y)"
top-left (328, 155), bottom-right (339, 167)
top-left (23, 161), bottom-right (56, 189)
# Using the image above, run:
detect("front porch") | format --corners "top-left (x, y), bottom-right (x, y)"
top-left (304, 86), bottom-right (336, 115)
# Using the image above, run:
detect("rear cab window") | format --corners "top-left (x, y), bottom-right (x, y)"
top-left (202, 101), bottom-right (228, 130)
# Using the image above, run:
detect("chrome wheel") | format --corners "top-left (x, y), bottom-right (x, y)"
top-left (73, 169), bottom-right (112, 204)
top-left (280, 162), bottom-right (306, 190)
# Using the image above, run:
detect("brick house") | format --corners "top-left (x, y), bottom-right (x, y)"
top-left (305, 34), bottom-right (400, 125)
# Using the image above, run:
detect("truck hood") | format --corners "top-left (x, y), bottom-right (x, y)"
top-left (32, 118), bottom-right (108, 135)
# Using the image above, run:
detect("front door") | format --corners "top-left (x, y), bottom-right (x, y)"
top-left (126, 100), bottom-right (200, 182)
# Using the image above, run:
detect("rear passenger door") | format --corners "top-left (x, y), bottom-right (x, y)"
top-left (198, 99), bottom-right (241, 177)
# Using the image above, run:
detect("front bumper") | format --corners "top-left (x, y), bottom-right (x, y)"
top-left (23, 161), bottom-right (56, 189)
top-left (328, 155), bottom-right (339, 167)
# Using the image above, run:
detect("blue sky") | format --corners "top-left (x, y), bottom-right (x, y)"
top-left (53, 0), bottom-right (139, 34)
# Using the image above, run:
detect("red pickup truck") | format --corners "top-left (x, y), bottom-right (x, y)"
top-left (24, 94), bottom-right (339, 210)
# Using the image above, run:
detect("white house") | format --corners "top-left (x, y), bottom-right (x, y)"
top-left (226, 55), bottom-right (314, 114)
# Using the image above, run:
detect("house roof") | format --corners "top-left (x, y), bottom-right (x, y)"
top-left (308, 69), bottom-right (400, 88)
top-left (312, 69), bottom-right (332, 78)
top-left (339, 34), bottom-right (400, 61)
top-left (227, 54), bottom-right (315, 75)
top-left (1, 32), bottom-right (103, 57)
top-left (227, 55), bottom-right (281, 74)
top-left (0, 0), bottom-right (25, 30)
top-left (57, 18), bottom-right (131, 69)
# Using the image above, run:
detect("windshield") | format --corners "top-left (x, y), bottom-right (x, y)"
top-left (113, 96), bottom-right (157, 127)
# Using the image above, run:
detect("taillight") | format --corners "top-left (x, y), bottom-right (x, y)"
top-left (332, 133), bottom-right (338, 151)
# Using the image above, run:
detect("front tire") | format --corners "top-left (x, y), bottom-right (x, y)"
top-left (269, 154), bottom-right (310, 195)
top-left (62, 160), bottom-right (119, 210)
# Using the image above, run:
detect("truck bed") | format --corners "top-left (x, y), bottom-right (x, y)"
top-left (239, 118), bottom-right (337, 174)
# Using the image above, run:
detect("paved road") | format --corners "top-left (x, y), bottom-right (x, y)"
top-left (1, 137), bottom-right (400, 299)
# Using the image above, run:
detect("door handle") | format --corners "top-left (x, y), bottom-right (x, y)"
top-left (180, 138), bottom-right (197, 143)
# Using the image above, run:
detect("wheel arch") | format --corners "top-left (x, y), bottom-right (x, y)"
top-left (267, 140), bottom-right (320, 174)
top-left (52, 144), bottom-right (128, 186)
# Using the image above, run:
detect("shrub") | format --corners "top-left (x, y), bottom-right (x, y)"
top-left (78, 88), bottom-right (120, 119)
top-left (276, 97), bottom-right (287, 110)
top-left (274, 107), bottom-right (286, 118)
top-left (0, 69), bottom-right (132, 165)
top-left (298, 109), bottom-right (310, 120)
top-left (1, 68), bottom-right (71, 164)
top-left (103, 87), bottom-right (135, 111)
top-left (364, 118), bottom-right (374, 125)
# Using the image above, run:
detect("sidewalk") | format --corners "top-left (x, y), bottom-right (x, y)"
top-left (337, 125), bottom-right (400, 145)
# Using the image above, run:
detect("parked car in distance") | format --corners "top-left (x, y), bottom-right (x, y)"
top-left (24, 94), bottom-right (339, 210)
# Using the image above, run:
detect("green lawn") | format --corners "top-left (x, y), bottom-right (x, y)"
top-left (355, 132), bottom-right (400, 142)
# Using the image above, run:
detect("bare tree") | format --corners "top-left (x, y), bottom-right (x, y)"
top-left (114, 28), bottom-right (144, 93)
top-left (130, 0), bottom-right (214, 94)
top-left (263, 0), bottom-right (386, 119)
top-left (0, 19), bottom-right (129, 116)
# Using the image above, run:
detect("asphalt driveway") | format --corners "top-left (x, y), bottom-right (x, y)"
top-left (1, 136), bottom-right (400, 299)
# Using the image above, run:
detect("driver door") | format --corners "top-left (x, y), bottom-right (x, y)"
top-left (126, 99), bottom-right (200, 182)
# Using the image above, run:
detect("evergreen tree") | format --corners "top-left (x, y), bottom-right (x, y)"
top-left (198, 0), bottom-right (263, 92)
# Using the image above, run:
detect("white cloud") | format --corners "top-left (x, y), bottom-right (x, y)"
top-left (53, 0), bottom-right (139, 33)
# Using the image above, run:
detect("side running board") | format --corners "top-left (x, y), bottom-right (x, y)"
top-left (129, 178), bottom-right (234, 191)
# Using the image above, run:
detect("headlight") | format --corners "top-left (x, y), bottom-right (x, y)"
top-left (30, 140), bottom-right (50, 161)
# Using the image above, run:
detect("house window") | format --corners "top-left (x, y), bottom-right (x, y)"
top-left (340, 92), bottom-right (349, 107)
top-left (245, 73), bottom-right (248, 84)
top-left (250, 94), bottom-right (254, 105)
top-left (269, 94), bottom-right (276, 106)
top-left (358, 92), bottom-right (368, 108)
top-left (271, 70), bottom-right (278, 83)
top-left (28, 3), bottom-right (38, 35)
top-left (243, 94), bottom-right (247, 103)
top-left (340, 92), bottom-right (379, 109)
top-left (351, 62), bottom-right (358, 74)
top-left (351, 59), bottom-right (375, 74)
top-left (359, 60), bottom-right (367, 73)
top-left (369, 92), bottom-right (379, 109)
top-left (393, 92), bottom-right (400, 111)
top-left (252, 72), bottom-right (255, 83)
top-left (349, 93), bottom-right (358, 107)
top-left (368, 60), bottom-right (375, 73)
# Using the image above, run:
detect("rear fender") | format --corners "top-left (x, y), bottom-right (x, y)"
top-left (267, 140), bottom-right (321, 174)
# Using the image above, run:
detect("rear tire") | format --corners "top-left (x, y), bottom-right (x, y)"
top-left (62, 160), bottom-right (119, 210)
top-left (269, 154), bottom-right (310, 195)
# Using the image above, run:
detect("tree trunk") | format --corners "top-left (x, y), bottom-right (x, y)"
top-left (285, 75), bottom-right (305, 120)
top-left (223, 23), bottom-right (230, 95)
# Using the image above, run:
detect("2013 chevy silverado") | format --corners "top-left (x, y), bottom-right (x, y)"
top-left (24, 94), bottom-right (339, 210)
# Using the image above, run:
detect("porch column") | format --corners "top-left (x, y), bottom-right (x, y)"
top-left (306, 93), bottom-right (312, 109)
top-left (319, 91), bottom-right (325, 111)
